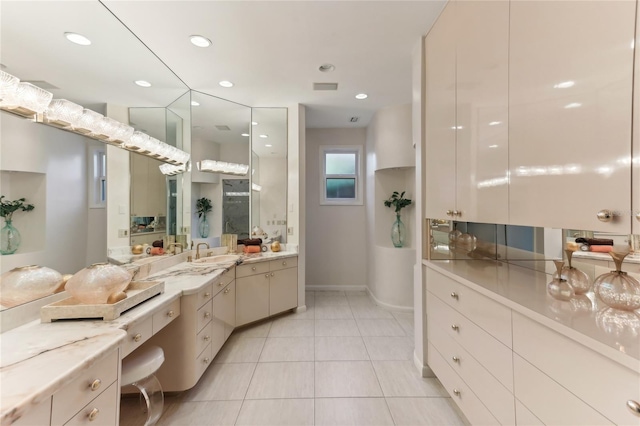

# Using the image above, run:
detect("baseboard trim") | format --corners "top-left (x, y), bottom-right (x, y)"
top-left (414, 351), bottom-right (435, 378)
top-left (306, 285), bottom-right (367, 292)
top-left (366, 288), bottom-right (414, 313)
top-left (294, 305), bottom-right (307, 313)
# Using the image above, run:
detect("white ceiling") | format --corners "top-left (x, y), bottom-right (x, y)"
top-left (101, 0), bottom-right (446, 128)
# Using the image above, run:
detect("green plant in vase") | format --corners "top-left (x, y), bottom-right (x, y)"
top-left (196, 197), bottom-right (212, 238)
top-left (384, 191), bottom-right (412, 248)
top-left (0, 196), bottom-right (35, 255)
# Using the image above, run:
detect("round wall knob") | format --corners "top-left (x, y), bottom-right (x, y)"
top-left (452, 356), bottom-right (460, 363)
top-left (167, 310), bottom-right (175, 318)
top-left (133, 333), bottom-right (142, 342)
top-left (450, 292), bottom-right (459, 300)
top-left (88, 408), bottom-right (99, 421)
top-left (90, 379), bottom-right (101, 391)
top-left (627, 400), bottom-right (640, 416)
top-left (451, 324), bottom-right (459, 331)
top-left (597, 209), bottom-right (613, 222)
top-left (453, 389), bottom-right (461, 397)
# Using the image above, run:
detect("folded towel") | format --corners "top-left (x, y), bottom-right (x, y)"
top-left (575, 238), bottom-right (614, 246)
top-left (243, 245), bottom-right (261, 253)
top-left (150, 247), bottom-right (165, 255)
top-left (239, 238), bottom-right (262, 246)
top-left (590, 245), bottom-right (613, 253)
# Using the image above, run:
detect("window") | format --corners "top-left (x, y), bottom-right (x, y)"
top-left (320, 145), bottom-right (363, 205)
top-left (89, 148), bottom-right (106, 208)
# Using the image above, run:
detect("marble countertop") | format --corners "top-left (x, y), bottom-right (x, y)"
top-left (424, 259), bottom-right (640, 372)
top-left (0, 251), bottom-right (297, 425)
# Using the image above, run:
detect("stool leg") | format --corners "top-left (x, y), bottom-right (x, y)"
top-left (131, 374), bottom-right (164, 426)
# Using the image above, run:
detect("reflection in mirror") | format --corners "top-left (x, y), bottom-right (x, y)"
top-left (0, 0), bottom-right (188, 310)
top-left (223, 180), bottom-right (250, 239)
top-left (190, 91), bottom-right (250, 247)
top-left (250, 108), bottom-right (288, 244)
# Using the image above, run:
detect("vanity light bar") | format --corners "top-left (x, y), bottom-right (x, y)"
top-left (159, 162), bottom-right (189, 176)
top-left (197, 159), bottom-right (249, 176)
top-left (0, 71), bottom-right (190, 166)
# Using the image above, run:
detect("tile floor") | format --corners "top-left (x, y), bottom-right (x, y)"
top-left (120, 290), bottom-right (465, 426)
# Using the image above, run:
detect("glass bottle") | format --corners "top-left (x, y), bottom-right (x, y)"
top-left (553, 249), bottom-right (591, 295)
top-left (593, 251), bottom-right (640, 311)
top-left (548, 260), bottom-right (575, 301)
top-left (0, 218), bottom-right (21, 255)
top-left (391, 213), bottom-right (406, 248)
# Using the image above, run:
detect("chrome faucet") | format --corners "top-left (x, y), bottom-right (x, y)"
top-left (196, 242), bottom-right (210, 260)
top-left (167, 243), bottom-right (183, 255)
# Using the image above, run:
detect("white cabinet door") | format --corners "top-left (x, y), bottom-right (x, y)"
top-left (455, 0), bottom-right (508, 224)
top-left (633, 2), bottom-right (640, 235)
top-left (236, 273), bottom-right (269, 326)
top-left (269, 267), bottom-right (297, 315)
top-left (424, 1), bottom-right (457, 220)
top-left (509, 0), bottom-right (635, 232)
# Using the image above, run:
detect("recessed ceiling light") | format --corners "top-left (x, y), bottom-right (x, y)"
top-left (489, 121), bottom-right (502, 126)
top-left (189, 35), bottom-right (212, 48)
top-left (319, 64), bottom-right (335, 72)
top-left (191, 101), bottom-right (200, 106)
top-left (355, 93), bottom-right (368, 100)
top-left (64, 32), bottom-right (91, 46)
top-left (554, 81), bottom-right (575, 89)
top-left (241, 133), bottom-right (250, 137)
top-left (265, 144), bottom-right (273, 147)
top-left (134, 80), bottom-right (152, 88)
top-left (564, 102), bottom-right (582, 109)
top-left (259, 134), bottom-right (268, 138)
top-left (252, 122), bottom-right (258, 126)
top-left (219, 80), bottom-right (234, 88)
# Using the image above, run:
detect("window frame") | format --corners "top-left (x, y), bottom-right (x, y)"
top-left (319, 145), bottom-right (363, 206)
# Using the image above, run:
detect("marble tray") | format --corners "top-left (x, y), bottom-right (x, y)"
top-left (40, 280), bottom-right (165, 322)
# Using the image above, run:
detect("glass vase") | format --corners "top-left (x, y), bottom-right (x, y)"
top-left (199, 215), bottom-right (210, 238)
top-left (0, 219), bottom-right (21, 255)
top-left (391, 213), bottom-right (406, 248)
top-left (593, 251), bottom-right (640, 311)
top-left (548, 260), bottom-right (575, 301)
top-left (553, 249), bottom-right (591, 295)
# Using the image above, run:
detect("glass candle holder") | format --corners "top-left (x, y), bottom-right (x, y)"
top-left (593, 251), bottom-right (640, 311)
top-left (548, 260), bottom-right (575, 301)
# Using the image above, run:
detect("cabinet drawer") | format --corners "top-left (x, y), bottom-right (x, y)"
top-left (12, 396), bottom-right (51, 426)
top-left (63, 381), bottom-right (118, 426)
top-left (52, 350), bottom-right (118, 426)
top-left (514, 354), bottom-right (612, 425)
top-left (236, 261), bottom-right (270, 278)
top-left (212, 269), bottom-right (235, 294)
top-left (196, 283), bottom-right (213, 308)
top-left (513, 312), bottom-right (640, 425)
top-left (197, 299), bottom-right (213, 333)
top-left (152, 298), bottom-right (180, 334)
top-left (196, 343), bottom-right (213, 379)
top-left (428, 342), bottom-right (499, 425)
top-left (214, 281), bottom-right (236, 327)
top-left (269, 256), bottom-right (297, 272)
top-left (122, 316), bottom-right (153, 357)
top-left (428, 322), bottom-right (514, 424)
top-left (196, 321), bottom-right (214, 357)
top-left (427, 293), bottom-right (513, 390)
top-left (427, 267), bottom-right (512, 347)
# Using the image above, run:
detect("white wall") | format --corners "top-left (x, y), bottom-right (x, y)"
top-left (259, 157), bottom-right (287, 239)
top-left (106, 105), bottom-right (131, 250)
top-left (305, 127), bottom-right (367, 289)
top-left (0, 112), bottom-right (90, 275)
top-left (86, 140), bottom-right (108, 265)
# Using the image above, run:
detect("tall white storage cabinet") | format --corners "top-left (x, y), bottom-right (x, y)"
top-left (509, 0), bottom-right (635, 233)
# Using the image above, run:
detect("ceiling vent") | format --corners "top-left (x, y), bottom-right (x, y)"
top-left (215, 125), bottom-right (231, 131)
top-left (350, 117), bottom-right (359, 123)
top-left (313, 82), bottom-right (338, 91)
top-left (23, 80), bottom-right (59, 90)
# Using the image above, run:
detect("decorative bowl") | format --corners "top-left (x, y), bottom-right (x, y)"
top-left (0, 265), bottom-right (65, 308)
top-left (65, 263), bottom-right (132, 304)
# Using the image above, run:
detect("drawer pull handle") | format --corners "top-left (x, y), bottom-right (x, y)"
top-left (204, 335), bottom-right (211, 341)
top-left (88, 408), bottom-right (100, 421)
top-left (204, 357), bottom-right (210, 364)
top-left (218, 282), bottom-right (224, 287)
top-left (204, 292), bottom-right (211, 298)
top-left (133, 333), bottom-right (142, 342)
top-left (283, 261), bottom-right (287, 266)
top-left (451, 324), bottom-right (459, 331)
top-left (266, 274), bottom-right (270, 278)
top-left (452, 389), bottom-right (461, 397)
top-left (452, 356), bottom-right (460, 363)
top-left (167, 310), bottom-right (175, 318)
top-left (204, 312), bottom-right (211, 318)
top-left (224, 288), bottom-right (230, 294)
top-left (446, 210), bottom-right (454, 216)
top-left (450, 292), bottom-right (458, 300)
top-left (252, 266), bottom-right (256, 271)
top-left (90, 379), bottom-right (102, 391)
top-left (627, 400), bottom-right (640, 416)
top-left (271, 272), bottom-right (275, 277)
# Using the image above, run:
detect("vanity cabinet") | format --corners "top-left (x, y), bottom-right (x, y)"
top-left (144, 269), bottom-right (234, 392)
top-left (236, 257), bottom-right (298, 327)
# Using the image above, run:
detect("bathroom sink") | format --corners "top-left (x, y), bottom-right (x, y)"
top-left (191, 254), bottom-right (240, 266)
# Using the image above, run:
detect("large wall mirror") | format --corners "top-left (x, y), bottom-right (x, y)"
top-left (0, 1), bottom-right (188, 310)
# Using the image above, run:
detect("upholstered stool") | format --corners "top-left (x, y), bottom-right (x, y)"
top-left (121, 346), bottom-right (165, 426)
